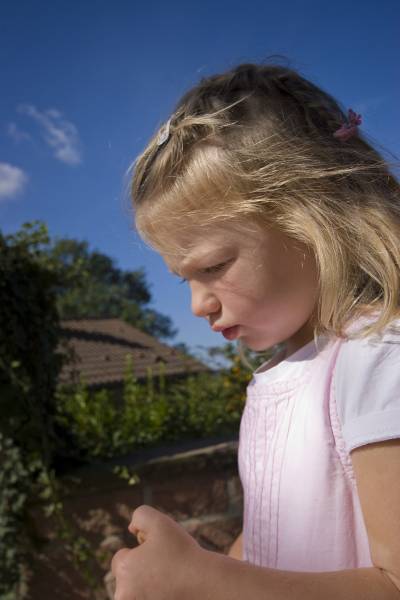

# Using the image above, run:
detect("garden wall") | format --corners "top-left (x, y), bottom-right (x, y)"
top-left (26, 437), bottom-right (243, 600)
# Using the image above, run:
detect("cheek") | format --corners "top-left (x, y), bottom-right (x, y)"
top-left (271, 247), bottom-right (317, 292)
top-left (215, 274), bottom-right (266, 307)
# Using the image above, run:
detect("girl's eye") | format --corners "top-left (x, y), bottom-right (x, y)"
top-left (178, 259), bottom-right (232, 284)
top-left (202, 260), bottom-right (231, 275)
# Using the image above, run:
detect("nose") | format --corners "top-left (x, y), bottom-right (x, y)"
top-left (190, 281), bottom-right (221, 319)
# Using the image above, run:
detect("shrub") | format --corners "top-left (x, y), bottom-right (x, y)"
top-left (55, 348), bottom-right (259, 460)
top-left (0, 434), bottom-right (40, 599)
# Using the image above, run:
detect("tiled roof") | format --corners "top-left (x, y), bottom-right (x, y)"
top-left (59, 319), bottom-right (210, 387)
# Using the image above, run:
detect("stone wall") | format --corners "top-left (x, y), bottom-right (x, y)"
top-left (26, 438), bottom-right (243, 600)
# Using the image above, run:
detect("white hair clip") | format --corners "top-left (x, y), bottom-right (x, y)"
top-left (156, 118), bottom-right (172, 146)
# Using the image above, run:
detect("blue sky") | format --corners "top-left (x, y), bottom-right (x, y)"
top-left (1, 0), bottom-right (399, 356)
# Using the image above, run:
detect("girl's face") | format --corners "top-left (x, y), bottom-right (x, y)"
top-left (161, 221), bottom-right (320, 356)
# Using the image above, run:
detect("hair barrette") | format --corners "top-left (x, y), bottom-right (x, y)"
top-left (333, 108), bottom-right (362, 142)
top-left (156, 118), bottom-right (172, 146)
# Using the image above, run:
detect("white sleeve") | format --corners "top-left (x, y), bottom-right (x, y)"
top-left (333, 323), bottom-right (400, 453)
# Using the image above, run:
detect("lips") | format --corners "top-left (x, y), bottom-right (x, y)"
top-left (211, 323), bottom-right (240, 341)
top-left (221, 325), bottom-right (240, 341)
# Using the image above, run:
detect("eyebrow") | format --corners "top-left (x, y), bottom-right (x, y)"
top-left (169, 248), bottom-right (224, 277)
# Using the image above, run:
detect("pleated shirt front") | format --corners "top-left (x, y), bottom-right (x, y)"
top-left (239, 333), bottom-right (374, 571)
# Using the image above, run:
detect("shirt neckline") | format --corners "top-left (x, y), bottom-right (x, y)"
top-left (250, 309), bottom-right (390, 385)
top-left (252, 334), bottom-right (332, 384)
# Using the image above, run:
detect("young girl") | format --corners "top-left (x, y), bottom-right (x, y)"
top-left (111, 62), bottom-right (400, 599)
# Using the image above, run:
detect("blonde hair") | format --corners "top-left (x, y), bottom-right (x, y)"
top-left (130, 60), bottom-right (400, 345)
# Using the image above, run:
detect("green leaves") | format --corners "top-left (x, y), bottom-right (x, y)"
top-left (113, 465), bottom-right (141, 486)
top-left (0, 222), bottom-right (69, 597)
top-left (46, 233), bottom-right (177, 340)
top-left (0, 434), bottom-right (40, 596)
top-left (55, 350), bottom-right (253, 461)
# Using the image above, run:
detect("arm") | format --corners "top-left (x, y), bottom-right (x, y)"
top-left (201, 553), bottom-right (399, 599)
top-left (227, 531), bottom-right (243, 560)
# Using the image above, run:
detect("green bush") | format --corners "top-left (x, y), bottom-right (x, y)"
top-left (0, 223), bottom-right (103, 597)
top-left (0, 434), bottom-right (41, 599)
top-left (0, 223), bottom-right (67, 597)
top-left (55, 350), bottom-right (255, 460)
top-left (0, 222), bottom-right (64, 460)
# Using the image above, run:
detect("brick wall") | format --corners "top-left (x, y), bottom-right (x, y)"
top-left (26, 439), bottom-right (243, 600)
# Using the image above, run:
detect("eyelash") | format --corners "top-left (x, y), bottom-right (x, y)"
top-left (179, 261), bottom-right (229, 284)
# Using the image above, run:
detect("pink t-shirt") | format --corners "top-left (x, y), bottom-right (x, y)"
top-left (238, 313), bottom-right (400, 571)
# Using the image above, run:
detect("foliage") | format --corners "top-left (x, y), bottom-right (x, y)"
top-left (0, 434), bottom-right (39, 599)
top-left (3, 220), bottom-right (177, 340)
top-left (44, 234), bottom-right (177, 340)
top-left (0, 222), bottom-right (59, 596)
top-left (0, 222), bottom-right (99, 597)
top-left (0, 433), bottom-right (98, 599)
top-left (34, 468), bottom-right (100, 591)
top-left (55, 343), bottom-right (272, 460)
top-left (0, 222), bottom-right (63, 458)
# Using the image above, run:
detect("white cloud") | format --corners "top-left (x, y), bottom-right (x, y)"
top-left (17, 104), bottom-right (82, 165)
top-left (0, 163), bottom-right (28, 201)
top-left (7, 122), bottom-right (32, 143)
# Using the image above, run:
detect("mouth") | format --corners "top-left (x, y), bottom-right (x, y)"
top-left (220, 325), bottom-right (240, 341)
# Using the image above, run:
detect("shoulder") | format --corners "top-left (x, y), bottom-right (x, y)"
top-left (336, 314), bottom-right (400, 374)
top-left (335, 314), bottom-right (400, 378)
top-left (333, 314), bottom-right (400, 453)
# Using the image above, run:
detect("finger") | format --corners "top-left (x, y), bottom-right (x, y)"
top-left (137, 530), bottom-right (146, 545)
top-left (128, 525), bottom-right (146, 545)
top-left (111, 547), bottom-right (131, 577)
top-left (128, 504), bottom-right (170, 540)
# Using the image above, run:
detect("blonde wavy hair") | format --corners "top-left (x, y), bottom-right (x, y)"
top-left (130, 60), bottom-right (400, 348)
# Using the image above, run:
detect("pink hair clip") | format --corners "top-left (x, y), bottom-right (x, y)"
top-left (333, 108), bottom-right (362, 141)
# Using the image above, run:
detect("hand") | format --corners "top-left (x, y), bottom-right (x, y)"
top-left (111, 504), bottom-right (206, 600)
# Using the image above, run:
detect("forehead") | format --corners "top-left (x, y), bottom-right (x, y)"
top-left (161, 228), bottom-right (229, 272)
top-left (161, 221), bottom-right (264, 273)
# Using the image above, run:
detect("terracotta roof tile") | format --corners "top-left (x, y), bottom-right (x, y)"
top-left (59, 318), bottom-right (209, 387)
